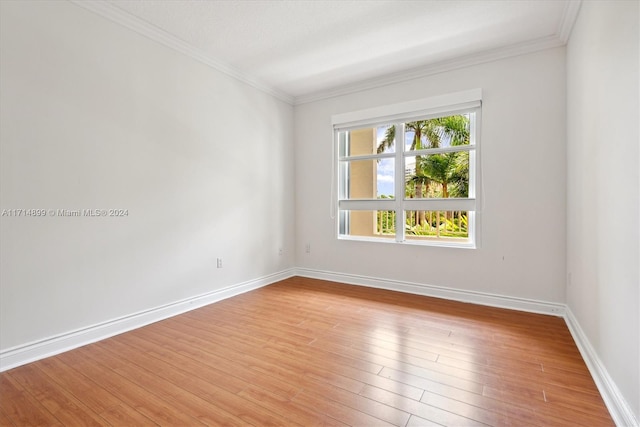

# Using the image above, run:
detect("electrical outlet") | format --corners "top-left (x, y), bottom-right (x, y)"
top-left (216, 258), bottom-right (223, 268)
top-left (279, 248), bottom-right (283, 256)
top-left (305, 243), bottom-right (311, 254)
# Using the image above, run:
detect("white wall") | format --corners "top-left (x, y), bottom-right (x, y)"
top-left (566, 0), bottom-right (640, 420)
top-left (0, 2), bottom-right (637, 420)
top-left (0, 1), bottom-right (295, 351)
top-left (295, 48), bottom-right (567, 304)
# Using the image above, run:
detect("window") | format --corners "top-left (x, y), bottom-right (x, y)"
top-left (333, 89), bottom-right (481, 248)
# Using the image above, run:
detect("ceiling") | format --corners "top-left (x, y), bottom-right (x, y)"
top-left (81, 0), bottom-right (581, 104)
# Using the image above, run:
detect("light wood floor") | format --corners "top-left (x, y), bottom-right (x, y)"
top-left (0, 277), bottom-right (614, 426)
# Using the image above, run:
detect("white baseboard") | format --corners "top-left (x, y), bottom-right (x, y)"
top-left (564, 308), bottom-right (639, 427)
top-left (2, 268), bottom-right (636, 427)
top-left (0, 269), bottom-right (296, 372)
top-left (295, 267), bottom-right (566, 316)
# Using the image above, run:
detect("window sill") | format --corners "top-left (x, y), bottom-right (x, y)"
top-left (338, 235), bottom-right (476, 249)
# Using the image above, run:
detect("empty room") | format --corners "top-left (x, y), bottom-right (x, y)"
top-left (0, 0), bottom-right (638, 426)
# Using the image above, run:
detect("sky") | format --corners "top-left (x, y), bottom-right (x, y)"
top-left (376, 126), bottom-right (416, 197)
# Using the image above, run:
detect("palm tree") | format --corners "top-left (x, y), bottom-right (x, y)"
top-left (420, 153), bottom-right (459, 198)
top-left (376, 115), bottom-right (470, 225)
top-left (406, 173), bottom-right (431, 226)
top-left (379, 121), bottom-right (439, 225)
top-left (448, 151), bottom-right (469, 198)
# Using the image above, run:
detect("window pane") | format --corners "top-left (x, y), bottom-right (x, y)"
top-left (404, 114), bottom-right (471, 152)
top-left (349, 128), bottom-right (376, 156)
top-left (405, 152), bottom-right (469, 199)
top-left (340, 125), bottom-right (395, 157)
top-left (405, 211), bottom-right (469, 241)
top-left (342, 158), bottom-right (394, 199)
top-left (340, 210), bottom-right (396, 238)
top-left (376, 125), bottom-right (395, 154)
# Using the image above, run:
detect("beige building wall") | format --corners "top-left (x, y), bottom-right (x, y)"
top-left (348, 128), bottom-right (377, 236)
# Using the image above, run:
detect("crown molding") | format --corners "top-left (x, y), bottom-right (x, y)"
top-left (293, 34), bottom-right (564, 105)
top-left (69, 0), bottom-right (581, 108)
top-left (69, 0), bottom-right (295, 105)
top-left (293, 0), bottom-right (583, 105)
top-left (558, 0), bottom-right (583, 44)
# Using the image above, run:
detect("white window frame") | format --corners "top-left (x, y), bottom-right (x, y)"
top-left (332, 89), bottom-right (482, 248)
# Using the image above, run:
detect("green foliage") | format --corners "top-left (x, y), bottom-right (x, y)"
top-left (407, 212), bottom-right (467, 236)
top-left (377, 210), bottom-right (468, 239)
top-left (375, 114), bottom-right (471, 240)
top-left (377, 115), bottom-right (469, 154)
top-left (449, 151), bottom-right (469, 198)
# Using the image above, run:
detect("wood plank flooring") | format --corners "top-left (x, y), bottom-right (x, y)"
top-left (0, 277), bottom-right (614, 426)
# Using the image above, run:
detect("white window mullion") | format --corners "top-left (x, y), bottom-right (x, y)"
top-left (394, 123), bottom-right (405, 242)
top-left (337, 130), bottom-right (347, 200)
top-left (407, 145), bottom-right (474, 157)
top-left (339, 199), bottom-right (395, 210)
top-left (470, 108), bottom-right (481, 248)
top-left (403, 198), bottom-right (476, 211)
top-left (339, 152), bottom-right (395, 162)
